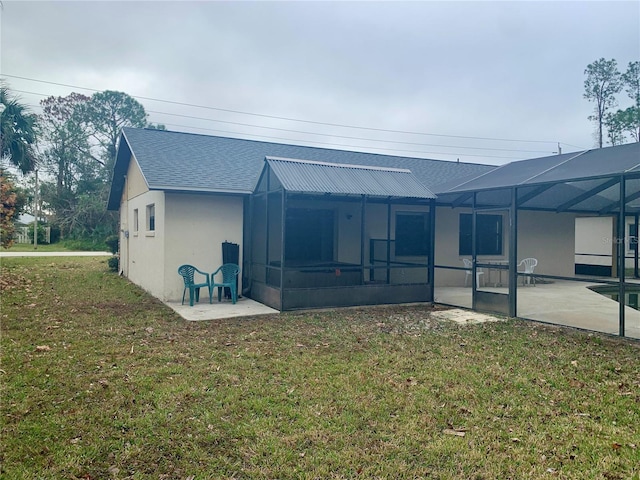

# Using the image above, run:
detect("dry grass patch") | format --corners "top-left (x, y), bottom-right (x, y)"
top-left (1, 257), bottom-right (639, 479)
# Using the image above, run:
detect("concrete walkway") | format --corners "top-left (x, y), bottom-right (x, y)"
top-left (0, 251), bottom-right (112, 257)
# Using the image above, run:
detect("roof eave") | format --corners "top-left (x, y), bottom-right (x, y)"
top-left (153, 186), bottom-right (253, 195)
top-left (107, 131), bottom-right (133, 211)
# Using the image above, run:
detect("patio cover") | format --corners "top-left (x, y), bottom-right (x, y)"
top-left (264, 156), bottom-right (437, 199)
top-left (435, 142), bottom-right (640, 213)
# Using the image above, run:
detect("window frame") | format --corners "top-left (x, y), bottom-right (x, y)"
top-left (459, 213), bottom-right (503, 256)
top-left (146, 204), bottom-right (155, 232)
top-left (133, 208), bottom-right (139, 235)
top-left (395, 211), bottom-right (430, 257)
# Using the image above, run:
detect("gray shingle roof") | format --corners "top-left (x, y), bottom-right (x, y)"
top-left (108, 128), bottom-right (494, 209)
top-left (266, 157), bottom-right (436, 199)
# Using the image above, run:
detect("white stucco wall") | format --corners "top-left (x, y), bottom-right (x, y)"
top-left (434, 207), bottom-right (464, 286)
top-left (163, 193), bottom-right (244, 302)
top-left (125, 189), bottom-right (166, 299)
top-left (434, 206), bottom-right (575, 286)
top-left (337, 201), bottom-right (363, 265)
top-left (118, 157), bottom-right (244, 302)
top-left (574, 216), bottom-right (614, 268)
top-left (574, 215), bottom-right (639, 271)
top-left (119, 154), bottom-right (150, 278)
top-left (119, 155), bottom-right (166, 298)
top-left (434, 207), bottom-right (509, 286)
top-left (517, 210), bottom-right (576, 277)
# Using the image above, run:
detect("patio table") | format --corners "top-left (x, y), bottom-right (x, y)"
top-left (481, 260), bottom-right (509, 287)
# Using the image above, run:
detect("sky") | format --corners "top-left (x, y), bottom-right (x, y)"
top-left (1, 1), bottom-right (639, 166)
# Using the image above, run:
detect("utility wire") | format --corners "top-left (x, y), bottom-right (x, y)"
top-left (16, 88), bottom-right (552, 159)
top-left (148, 122), bottom-right (521, 160)
top-left (144, 109), bottom-right (553, 154)
top-left (3, 73), bottom-right (561, 145)
top-left (23, 95), bottom-right (519, 159)
top-left (22, 96), bottom-right (519, 160)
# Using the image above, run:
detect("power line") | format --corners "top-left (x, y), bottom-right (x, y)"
top-left (22, 98), bottom-right (519, 160)
top-left (14, 88), bottom-right (550, 159)
top-left (148, 122), bottom-right (521, 160)
top-left (144, 109), bottom-right (553, 154)
top-left (2, 73), bottom-right (561, 145)
top-left (23, 95), bottom-right (519, 160)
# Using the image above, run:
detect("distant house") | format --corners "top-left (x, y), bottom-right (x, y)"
top-left (15, 213), bottom-right (36, 225)
top-left (14, 214), bottom-right (50, 244)
top-left (108, 128), bottom-right (640, 336)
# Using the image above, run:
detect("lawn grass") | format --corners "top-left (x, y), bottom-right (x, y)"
top-left (1, 257), bottom-right (639, 479)
top-left (2, 243), bottom-right (74, 253)
top-left (3, 240), bottom-right (110, 253)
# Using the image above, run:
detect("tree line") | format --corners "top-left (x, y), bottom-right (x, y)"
top-left (584, 58), bottom-right (640, 148)
top-left (1, 84), bottom-right (163, 248)
top-left (1, 59), bottom-right (640, 248)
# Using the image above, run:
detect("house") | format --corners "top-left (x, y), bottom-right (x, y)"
top-left (107, 128), bottom-right (492, 310)
top-left (108, 128), bottom-right (640, 337)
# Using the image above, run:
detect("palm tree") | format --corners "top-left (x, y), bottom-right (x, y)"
top-left (1, 86), bottom-right (37, 174)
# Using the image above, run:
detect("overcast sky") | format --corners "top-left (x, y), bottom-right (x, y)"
top-left (1, 1), bottom-right (639, 165)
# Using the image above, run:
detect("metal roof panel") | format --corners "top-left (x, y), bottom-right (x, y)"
top-left (266, 157), bottom-right (436, 199)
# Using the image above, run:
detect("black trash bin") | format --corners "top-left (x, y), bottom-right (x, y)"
top-left (222, 241), bottom-right (240, 299)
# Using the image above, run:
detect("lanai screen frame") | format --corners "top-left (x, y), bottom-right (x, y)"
top-left (435, 144), bottom-right (640, 338)
top-left (247, 160), bottom-right (436, 311)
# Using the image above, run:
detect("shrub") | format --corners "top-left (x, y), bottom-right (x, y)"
top-left (107, 255), bottom-right (119, 272)
top-left (104, 234), bottom-right (119, 255)
top-left (28, 224), bottom-right (49, 244)
top-left (49, 225), bottom-right (61, 244)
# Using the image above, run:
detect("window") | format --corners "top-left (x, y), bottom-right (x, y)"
top-left (459, 213), bottom-right (503, 256)
top-left (285, 208), bottom-right (334, 263)
top-left (395, 212), bottom-right (430, 256)
top-left (146, 204), bottom-right (155, 231)
top-left (133, 209), bottom-right (139, 233)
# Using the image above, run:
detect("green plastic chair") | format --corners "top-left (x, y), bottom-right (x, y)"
top-left (178, 264), bottom-right (212, 306)
top-left (211, 263), bottom-right (240, 304)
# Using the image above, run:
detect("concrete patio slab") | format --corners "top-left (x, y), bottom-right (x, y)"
top-left (165, 296), bottom-right (279, 321)
top-left (435, 280), bottom-right (640, 339)
top-left (430, 308), bottom-right (505, 325)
